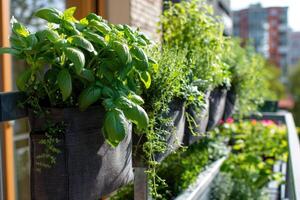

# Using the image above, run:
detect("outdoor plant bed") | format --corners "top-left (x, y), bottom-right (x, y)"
top-left (29, 106), bottom-right (133, 199)
top-left (133, 98), bottom-right (186, 166)
top-left (184, 91), bottom-right (210, 145)
top-left (207, 87), bottom-right (227, 131)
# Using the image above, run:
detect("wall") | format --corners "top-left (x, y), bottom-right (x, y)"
top-left (106, 0), bottom-right (162, 42)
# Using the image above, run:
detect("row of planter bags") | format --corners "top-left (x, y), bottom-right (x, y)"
top-left (30, 86), bottom-right (235, 199)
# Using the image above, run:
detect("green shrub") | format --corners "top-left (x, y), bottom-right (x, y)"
top-left (211, 120), bottom-right (288, 199)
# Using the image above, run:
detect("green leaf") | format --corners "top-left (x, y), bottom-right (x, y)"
top-left (57, 69), bottom-right (72, 101)
top-left (116, 96), bottom-right (149, 129)
top-left (26, 34), bottom-right (38, 47)
top-left (63, 47), bottom-right (85, 74)
top-left (16, 68), bottom-right (32, 91)
top-left (123, 103), bottom-right (149, 130)
top-left (43, 30), bottom-right (60, 43)
top-left (112, 41), bottom-right (132, 65)
top-left (103, 109), bottom-right (128, 147)
top-left (86, 13), bottom-right (102, 22)
top-left (128, 93), bottom-right (144, 105)
top-left (79, 69), bottom-right (95, 82)
top-left (67, 35), bottom-right (95, 53)
top-left (131, 45), bottom-right (149, 70)
top-left (35, 8), bottom-right (62, 23)
top-left (63, 7), bottom-right (76, 21)
top-left (0, 48), bottom-right (20, 56)
top-left (89, 20), bottom-right (111, 34)
top-left (11, 17), bottom-right (30, 37)
top-left (78, 85), bottom-right (102, 110)
top-left (102, 87), bottom-right (114, 97)
top-left (139, 71), bottom-right (151, 89)
top-left (82, 31), bottom-right (107, 47)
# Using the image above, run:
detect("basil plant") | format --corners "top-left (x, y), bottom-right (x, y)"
top-left (0, 7), bottom-right (155, 147)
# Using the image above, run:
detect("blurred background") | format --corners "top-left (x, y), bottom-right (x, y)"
top-left (0, 0), bottom-right (299, 199)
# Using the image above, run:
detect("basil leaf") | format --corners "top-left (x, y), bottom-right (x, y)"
top-left (0, 47), bottom-right (20, 56)
top-left (35, 8), bottom-right (62, 23)
top-left (82, 31), bottom-right (107, 47)
top-left (139, 71), bottom-right (151, 89)
top-left (103, 109), bottom-right (128, 147)
top-left (79, 69), bottom-right (95, 82)
top-left (63, 47), bottom-right (85, 75)
top-left (67, 35), bottom-right (96, 53)
top-left (11, 17), bottom-right (30, 37)
top-left (16, 68), bottom-right (32, 91)
top-left (131, 45), bottom-right (149, 70)
top-left (57, 69), bottom-right (72, 101)
top-left (63, 7), bottom-right (76, 22)
top-left (43, 30), bottom-right (60, 43)
top-left (89, 20), bottom-right (111, 34)
top-left (78, 85), bottom-right (102, 110)
top-left (112, 41), bottom-right (132, 65)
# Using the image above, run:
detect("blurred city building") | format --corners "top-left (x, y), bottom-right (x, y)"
top-left (288, 31), bottom-right (300, 70)
top-left (233, 4), bottom-right (288, 76)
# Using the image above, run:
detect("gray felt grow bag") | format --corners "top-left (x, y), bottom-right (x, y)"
top-left (29, 106), bottom-right (133, 200)
top-left (133, 99), bottom-right (186, 166)
top-left (223, 88), bottom-right (236, 121)
top-left (184, 91), bottom-right (210, 145)
top-left (206, 87), bottom-right (227, 131)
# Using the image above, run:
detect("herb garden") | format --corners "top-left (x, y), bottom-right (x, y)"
top-left (0, 0), bottom-right (292, 200)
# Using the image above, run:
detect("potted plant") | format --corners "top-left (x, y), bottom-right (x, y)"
top-left (160, 0), bottom-right (231, 134)
top-left (133, 47), bottom-right (189, 166)
top-left (0, 7), bottom-right (155, 199)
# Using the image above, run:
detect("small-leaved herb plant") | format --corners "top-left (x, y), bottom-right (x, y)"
top-left (160, 0), bottom-right (231, 90)
top-left (0, 7), bottom-right (156, 167)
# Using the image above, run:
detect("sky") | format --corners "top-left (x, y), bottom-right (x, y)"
top-left (231, 0), bottom-right (300, 31)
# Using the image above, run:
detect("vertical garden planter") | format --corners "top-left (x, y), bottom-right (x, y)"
top-left (133, 99), bottom-right (186, 166)
top-left (29, 106), bottom-right (133, 200)
top-left (206, 87), bottom-right (227, 131)
top-left (223, 88), bottom-right (236, 121)
top-left (184, 91), bottom-right (210, 145)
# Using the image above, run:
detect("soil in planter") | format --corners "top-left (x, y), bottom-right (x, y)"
top-left (184, 91), bottom-right (210, 145)
top-left (207, 87), bottom-right (227, 131)
top-left (29, 106), bottom-right (133, 200)
top-left (223, 88), bottom-right (236, 121)
top-left (133, 99), bottom-right (186, 167)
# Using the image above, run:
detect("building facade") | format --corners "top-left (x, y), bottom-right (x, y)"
top-left (233, 4), bottom-right (288, 75)
top-left (288, 31), bottom-right (300, 70)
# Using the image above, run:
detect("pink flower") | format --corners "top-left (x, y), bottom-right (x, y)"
top-left (226, 117), bottom-right (234, 124)
top-left (261, 120), bottom-right (275, 126)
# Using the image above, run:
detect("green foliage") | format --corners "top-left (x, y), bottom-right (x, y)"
top-left (160, 0), bottom-right (231, 89)
top-left (1, 7), bottom-right (156, 147)
top-left (211, 120), bottom-right (288, 199)
top-left (289, 62), bottom-right (300, 126)
top-left (110, 137), bottom-right (226, 200)
top-left (225, 39), bottom-right (280, 116)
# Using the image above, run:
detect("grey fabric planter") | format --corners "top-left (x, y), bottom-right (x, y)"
top-left (184, 91), bottom-right (210, 145)
top-left (29, 106), bottom-right (133, 200)
top-left (206, 87), bottom-right (227, 131)
top-left (223, 88), bottom-right (236, 121)
top-left (133, 99), bottom-right (186, 166)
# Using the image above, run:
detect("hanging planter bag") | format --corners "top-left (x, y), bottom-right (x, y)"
top-left (29, 106), bottom-right (133, 200)
top-left (184, 91), bottom-right (210, 145)
top-left (133, 98), bottom-right (186, 166)
top-left (223, 87), bottom-right (237, 121)
top-left (206, 87), bottom-right (227, 131)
